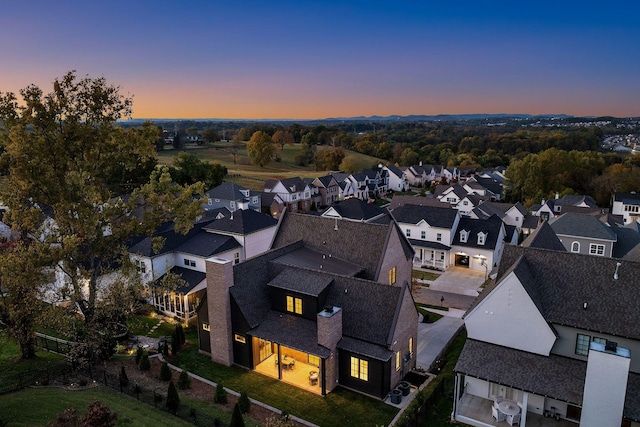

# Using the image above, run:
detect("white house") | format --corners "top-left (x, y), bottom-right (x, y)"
top-left (264, 177), bottom-right (312, 213)
top-left (612, 192), bottom-right (640, 225)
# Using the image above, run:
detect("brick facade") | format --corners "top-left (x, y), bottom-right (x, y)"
top-left (205, 257), bottom-right (234, 366)
top-left (317, 306), bottom-right (342, 393)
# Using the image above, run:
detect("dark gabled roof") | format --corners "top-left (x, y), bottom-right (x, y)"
top-left (452, 215), bottom-right (503, 250)
top-left (408, 239), bottom-right (450, 251)
top-left (614, 192), bottom-right (640, 205)
top-left (504, 224), bottom-right (517, 243)
top-left (436, 183), bottom-right (467, 199)
top-left (391, 204), bottom-right (458, 229)
top-left (204, 182), bottom-right (251, 202)
top-left (555, 194), bottom-right (598, 207)
top-left (497, 245), bottom-right (640, 340)
top-left (271, 212), bottom-right (411, 280)
top-left (249, 310), bottom-right (332, 358)
top-left (203, 208), bottom-right (277, 235)
top-left (314, 175), bottom-right (337, 188)
top-left (387, 195), bottom-right (449, 210)
top-left (176, 232), bottom-right (241, 257)
top-left (469, 176), bottom-right (503, 195)
top-left (338, 336), bottom-right (394, 361)
top-left (128, 220), bottom-right (213, 257)
top-left (612, 227), bottom-right (640, 258)
top-left (272, 246), bottom-right (363, 277)
top-left (267, 268), bottom-right (333, 296)
top-left (521, 221), bottom-right (566, 251)
top-left (549, 212), bottom-right (617, 241)
top-left (478, 201), bottom-right (527, 217)
top-left (455, 339), bottom-right (640, 421)
top-left (265, 177), bottom-right (308, 193)
top-left (623, 243), bottom-right (640, 262)
top-left (384, 164), bottom-right (404, 179)
top-left (325, 198), bottom-right (387, 222)
top-left (329, 172), bottom-right (350, 183)
top-left (154, 266), bottom-right (206, 294)
top-left (521, 214), bottom-right (540, 230)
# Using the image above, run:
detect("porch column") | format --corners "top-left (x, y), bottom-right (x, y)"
top-left (182, 294), bottom-right (188, 321)
top-left (520, 392), bottom-right (529, 426)
top-left (453, 373), bottom-right (461, 420)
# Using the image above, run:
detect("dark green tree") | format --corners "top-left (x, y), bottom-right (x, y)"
top-left (230, 403), bottom-right (245, 427)
top-left (238, 390), bottom-right (250, 414)
top-left (213, 383), bottom-right (228, 404)
top-left (135, 346), bottom-right (144, 365)
top-left (166, 381), bottom-right (180, 413)
top-left (159, 361), bottom-right (172, 381)
top-left (119, 366), bottom-right (129, 388)
top-left (178, 369), bottom-right (191, 390)
top-left (139, 352), bottom-right (150, 371)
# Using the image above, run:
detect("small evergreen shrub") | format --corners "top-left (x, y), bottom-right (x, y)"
top-left (230, 403), bottom-right (245, 427)
top-left (138, 352), bottom-right (150, 371)
top-left (166, 381), bottom-right (180, 413)
top-left (119, 366), bottom-right (129, 388)
top-left (135, 346), bottom-right (144, 365)
top-left (178, 370), bottom-right (191, 390)
top-left (159, 361), bottom-right (172, 381)
top-left (238, 390), bottom-right (250, 414)
top-left (213, 383), bottom-right (227, 404)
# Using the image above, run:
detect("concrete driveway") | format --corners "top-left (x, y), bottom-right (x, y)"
top-left (427, 266), bottom-right (485, 296)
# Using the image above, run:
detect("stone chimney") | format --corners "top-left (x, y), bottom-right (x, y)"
top-left (579, 341), bottom-right (630, 427)
top-left (206, 257), bottom-right (234, 366)
top-left (317, 306), bottom-right (342, 393)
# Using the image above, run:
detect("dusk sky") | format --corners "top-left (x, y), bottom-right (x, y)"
top-left (2, 1), bottom-right (639, 119)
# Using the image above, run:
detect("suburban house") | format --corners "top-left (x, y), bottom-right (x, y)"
top-left (361, 167), bottom-right (388, 197)
top-left (462, 176), bottom-right (503, 201)
top-left (531, 194), bottom-right (600, 221)
top-left (320, 198), bottom-right (389, 223)
top-left (196, 213), bottom-right (417, 399)
top-left (456, 194), bottom-right (487, 216)
top-left (470, 201), bottom-right (527, 231)
top-left (346, 172), bottom-right (370, 201)
top-left (451, 215), bottom-right (512, 275)
top-left (128, 209), bottom-right (278, 321)
top-left (549, 212), bottom-right (617, 257)
top-left (436, 184), bottom-right (468, 206)
top-left (264, 177), bottom-right (312, 213)
top-left (383, 164), bottom-right (410, 192)
top-left (202, 182), bottom-right (261, 213)
top-left (260, 192), bottom-right (285, 218)
top-left (612, 192), bottom-right (640, 225)
top-left (312, 175), bottom-right (340, 207)
top-left (391, 204), bottom-right (460, 271)
top-left (327, 172), bottom-right (355, 201)
top-left (453, 244), bottom-right (640, 426)
top-left (403, 163), bottom-right (437, 187)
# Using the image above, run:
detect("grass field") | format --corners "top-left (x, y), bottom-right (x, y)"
top-left (0, 330), bottom-right (64, 378)
top-left (157, 143), bottom-right (386, 191)
top-left (0, 387), bottom-right (195, 427)
top-left (174, 331), bottom-right (398, 427)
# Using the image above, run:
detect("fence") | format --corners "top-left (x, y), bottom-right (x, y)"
top-left (82, 365), bottom-right (229, 427)
top-left (0, 359), bottom-right (73, 395)
top-left (35, 332), bottom-right (74, 356)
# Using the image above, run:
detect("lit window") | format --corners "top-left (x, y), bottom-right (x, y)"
top-left (395, 351), bottom-right (401, 371)
top-left (286, 296), bottom-right (302, 314)
top-left (234, 334), bottom-right (246, 343)
top-left (389, 267), bottom-right (397, 285)
top-left (350, 356), bottom-right (369, 381)
top-left (295, 297), bottom-right (302, 314)
top-left (576, 333), bottom-right (591, 356)
top-left (409, 337), bottom-right (414, 355)
top-left (202, 322), bottom-right (210, 332)
top-left (286, 296), bottom-right (294, 312)
top-left (589, 244), bottom-right (605, 256)
top-left (308, 354), bottom-right (320, 367)
top-left (571, 242), bottom-right (580, 253)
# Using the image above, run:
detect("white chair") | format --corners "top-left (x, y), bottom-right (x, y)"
top-left (492, 406), bottom-right (506, 422)
top-left (508, 413), bottom-right (521, 426)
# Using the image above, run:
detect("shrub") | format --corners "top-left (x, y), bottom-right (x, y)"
top-left (171, 332), bottom-right (180, 354)
top-left (119, 366), bottom-right (129, 388)
top-left (138, 352), bottom-right (150, 371)
top-left (166, 381), bottom-right (180, 413)
top-left (178, 370), bottom-right (191, 390)
top-left (213, 383), bottom-right (227, 404)
top-left (159, 361), bottom-right (172, 381)
top-left (229, 403), bottom-right (245, 427)
top-left (135, 346), bottom-right (144, 365)
top-left (238, 390), bottom-right (250, 414)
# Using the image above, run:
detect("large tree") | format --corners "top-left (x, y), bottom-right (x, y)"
top-left (0, 71), bottom-right (204, 361)
top-left (246, 131), bottom-right (275, 167)
top-left (168, 152), bottom-right (227, 190)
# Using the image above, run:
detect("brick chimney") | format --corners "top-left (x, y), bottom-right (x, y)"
top-left (317, 306), bottom-right (342, 393)
top-left (206, 257), bottom-right (234, 366)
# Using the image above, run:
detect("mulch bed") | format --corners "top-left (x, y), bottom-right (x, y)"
top-left (105, 356), bottom-right (304, 426)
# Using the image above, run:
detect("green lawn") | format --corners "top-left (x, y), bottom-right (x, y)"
top-left (127, 314), bottom-right (178, 338)
top-left (0, 387), bottom-right (195, 427)
top-left (413, 270), bottom-right (441, 281)
top-left (0, 330), bottom-right (64, 379)
top-left (173, 332), bottom-right (398, 427)
top-left (415, 305), bottom-right (444, 324)
top-left (157, 143), bottom-right (386, 191)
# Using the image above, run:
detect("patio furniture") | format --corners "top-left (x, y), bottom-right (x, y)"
top-left (507, 413), bottom-right (521, 426)
top-left (492, 406), bottom-right (506, 422)
top-left (282, 356), bottom-right (295, 370)
top-left (498, 400), bottom-right (521, 418)
top-left (309, 370), bottom-right (318, 385)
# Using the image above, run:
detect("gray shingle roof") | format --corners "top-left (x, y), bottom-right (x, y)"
top-left (176, 232), bottom-right (241, 257)
top-left (613, 192), bottom-right (640, 204)
top-left (612, 227), bottom-right (640, 258)
top-left (554, 194), bottom-right (598, 207)
top-left (391, 204), bottom-right (458, 229)
top-left (521, 221), bottom-right (566, 251)
top-left (272, 246), bottom-right (364, 277)
top-left (267, 268), bottom-right (333, 296)
top-left (324, 198), bottom-right (387, 222)
top-left (455, 339), bottom-right (640, 421)
top-left (452, 215), bottom-right (503, 250)
top-left (272, 212), bottom-right (411, 281)
top-left (549, 212), bottom-right (617, 241)
top-left (497, 245), bottom-right (640, 340)
top-left (128, 221), bottom-right (213, 257)
top-left (204, 182), bottom-right (252, 201)
top-left (387, 195), bottom-right (449, 210)
top-left (154, 266), bottom-right (206, 294)
top-left (408, 239), bottom-right (450, 251)
top-left (338, 336), bottom-right (394, 361)
top-left (203, 208), bottom-right (277, 235)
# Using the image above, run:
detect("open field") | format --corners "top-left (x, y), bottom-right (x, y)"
top-left (157, 143), bottom-right (386, 191)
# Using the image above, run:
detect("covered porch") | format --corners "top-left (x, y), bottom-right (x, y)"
top-left (411, 240), bottom-right (450, 271)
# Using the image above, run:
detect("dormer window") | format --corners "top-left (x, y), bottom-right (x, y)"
top-left (460, 230), bottom-right (468, 243)
top-left (286, 295), bottom-right (302, 314)
top-left (477, 232), bottom-right (486, 245)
